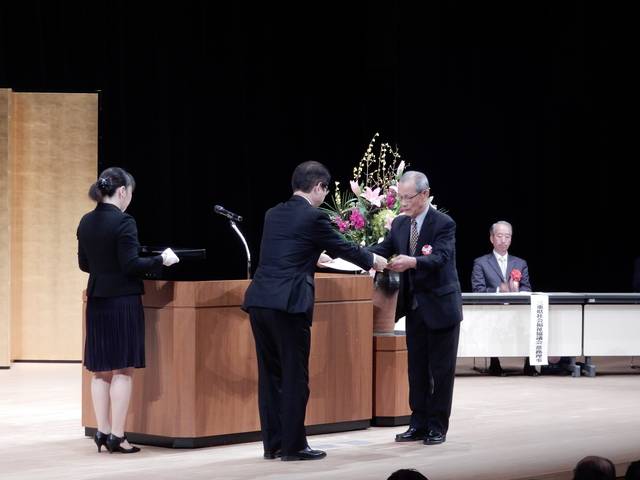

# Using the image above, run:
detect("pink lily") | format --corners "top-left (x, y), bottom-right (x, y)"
top-left (350, 181), bottom-right (361, 196)
top-left (360, 186), bottom-right (384, 207)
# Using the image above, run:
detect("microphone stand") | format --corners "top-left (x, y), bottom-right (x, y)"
top-left (228, 219), bottom-right (251, 279)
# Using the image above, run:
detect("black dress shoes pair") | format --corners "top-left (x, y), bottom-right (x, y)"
top-left (395, 427), bottom-right (446, 445)
top-left (280, 447), bottom-right (327, 461)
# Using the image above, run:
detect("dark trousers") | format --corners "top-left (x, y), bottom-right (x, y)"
top-left (249, 307), bottom-right (311, 455)
top-left (405, 311), bottom-right (460, 434)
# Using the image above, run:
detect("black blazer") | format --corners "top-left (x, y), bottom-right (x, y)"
top-left (243, 195), bottom-right (374, 322)
top-left (77, 203), bottom-right (163, 297)
top-left (370, 208), bottom-right (463, 329)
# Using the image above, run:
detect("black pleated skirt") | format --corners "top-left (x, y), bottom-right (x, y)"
top-left (84, 295), bottom-right (145, 373)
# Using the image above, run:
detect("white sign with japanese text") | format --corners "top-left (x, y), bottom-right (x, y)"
top-left (529, 294), bottom-right (549, 365)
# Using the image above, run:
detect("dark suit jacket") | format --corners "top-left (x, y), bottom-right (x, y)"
top-left (242, 195), bottom-right (374, 322)
top-left (369, 208), bottom-right (463, 330)
top-left (77, 202), bottom-right (163, 297)
top-left (471, 253), bottom-right (531, 292)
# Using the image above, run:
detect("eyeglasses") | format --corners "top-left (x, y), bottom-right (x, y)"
top-left (319, 182), bottom-right (330, 192)
top-left (398, 191), bottom-right (422, 202)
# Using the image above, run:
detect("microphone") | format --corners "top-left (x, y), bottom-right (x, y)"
top-left (214, 205), bottom-right (243, 222)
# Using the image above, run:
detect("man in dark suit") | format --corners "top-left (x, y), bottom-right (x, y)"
top-left (474, 223), bottom-right (577, 375)
top-left (369, 171), bottom-right (463, 446)
top-left (243, 161), bottom-right (387, 461)
top-left (470, 221), bottom-right (531, 294)
top-left (471, 221), bottom-right (544, 376)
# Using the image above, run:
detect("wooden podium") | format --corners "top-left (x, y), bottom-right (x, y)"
top-left (82, 273), bottom-right (374, 447)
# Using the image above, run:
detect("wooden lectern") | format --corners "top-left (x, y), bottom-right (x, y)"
top-left (82, 273), bottom-right (373, 447)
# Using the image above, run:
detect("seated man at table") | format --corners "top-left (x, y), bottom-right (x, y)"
top-left (471, 221), bottom-right (536, 375)
top-left (471, 221), bottom-right (573, 376)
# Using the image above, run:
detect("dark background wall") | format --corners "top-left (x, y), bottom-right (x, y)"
top-left (1, 1), bottom-right (636, 291)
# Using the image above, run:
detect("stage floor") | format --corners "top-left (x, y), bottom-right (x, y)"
top-left (1, 358), bottom-right (639, 480)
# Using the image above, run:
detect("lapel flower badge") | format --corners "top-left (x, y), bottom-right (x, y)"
top-left (510, 269), bottom-right (522, 282)
top-left (421, 244), bottom-right (433, 256)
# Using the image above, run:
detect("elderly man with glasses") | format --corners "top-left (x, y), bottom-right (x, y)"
top-left (369, 170), bottom-right (463, 446)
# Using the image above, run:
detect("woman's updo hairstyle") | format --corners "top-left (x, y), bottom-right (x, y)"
top-left (88, 167), bottom-right (136, 202)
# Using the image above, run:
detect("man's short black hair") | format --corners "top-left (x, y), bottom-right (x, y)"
top-left (291, 161), bottom-right (331, 193)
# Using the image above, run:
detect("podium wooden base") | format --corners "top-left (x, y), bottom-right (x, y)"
top-left (373, 333), bottom-right (410, 426)
top-left (82, 274), bottom-right (374, 447)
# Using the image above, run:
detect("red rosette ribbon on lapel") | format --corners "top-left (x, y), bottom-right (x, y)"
top-left (421, 244), bottom-right (433, 256)
top-left (510, 269), bottom-right (522, 282)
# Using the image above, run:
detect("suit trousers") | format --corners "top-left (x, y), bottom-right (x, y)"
top-left (405, 310), bottom-right (460, 434)
top-left (249, 307), bottom-right (311, 455)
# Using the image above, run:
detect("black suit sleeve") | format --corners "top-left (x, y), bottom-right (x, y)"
top-left (77, 228), bottom-right (90, 273)
top-left (470, 258), bottom-right (489, 292)
top-left (519, 261), bottom-right (532, 291)
top-left (116, 215), bottom-right (163, 276)
top-left (313, 211), bottom-right (374, 270)
top-left (368, 216), bottom-right (402, 259)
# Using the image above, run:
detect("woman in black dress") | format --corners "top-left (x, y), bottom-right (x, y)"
top-left (77, 167), bottom-right (179, 453)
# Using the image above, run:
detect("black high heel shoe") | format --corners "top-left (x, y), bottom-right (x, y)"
top-left (105, 434), bottom-right (140, 454)
top-left (94, 431), bottom-right (109, 452)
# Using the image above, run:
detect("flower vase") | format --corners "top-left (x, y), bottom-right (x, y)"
top-left (372, 270), bottom-right (400, 334)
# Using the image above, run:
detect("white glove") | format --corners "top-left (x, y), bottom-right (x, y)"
top-left (161, 248), bottom-right (180, 267)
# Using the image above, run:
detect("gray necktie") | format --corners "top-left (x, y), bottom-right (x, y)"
top-left (410, 219), bottom-right (419, 255)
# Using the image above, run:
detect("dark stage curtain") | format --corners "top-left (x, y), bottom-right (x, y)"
top-left (1, 1), bottom-right (636, 290)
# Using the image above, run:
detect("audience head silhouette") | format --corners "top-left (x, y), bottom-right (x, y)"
top-left (573, 455), bottom-right (616, 480)
top-left (387, 469), bottom-right (429, 480)
top-left (626, 460), bottom-right (640, 480)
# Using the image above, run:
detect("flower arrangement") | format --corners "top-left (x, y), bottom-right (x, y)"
top-left (321, 133), bottom-right (406, 246)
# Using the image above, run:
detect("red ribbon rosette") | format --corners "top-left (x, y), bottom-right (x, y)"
top-left (421, 244), bottom-right (433, 256)
top-left (510, 269), bottom-right (522, 282)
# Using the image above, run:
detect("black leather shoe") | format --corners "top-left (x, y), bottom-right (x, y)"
top-left (395, 427), bottom-right (427, 442)
top-left (423, 430), bottom-right (446, 445)
top-left (264, 449), bottom-right (282, 459)
top-left (281, 447), bottom-right (326, 461)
